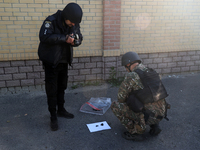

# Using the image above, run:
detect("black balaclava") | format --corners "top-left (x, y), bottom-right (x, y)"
top-left (62, 3), bottom-right (83, 24)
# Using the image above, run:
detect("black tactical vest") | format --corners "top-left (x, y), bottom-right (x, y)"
top-left (133, 68), bottom-right (168, 104)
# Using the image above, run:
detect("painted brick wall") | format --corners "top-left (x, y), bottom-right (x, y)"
top-left (103, 0), bottom-right (121, 51)
top-left (1, 0), bottom-right (200, 94)
top-left (120, 0), bottom-right (200, 54)
top-left (1, 50), bottom-right (200, 94)
top-left (0, 0), bottom-right (104, 60)
top-left (1, 0), bottom-right (200, 60)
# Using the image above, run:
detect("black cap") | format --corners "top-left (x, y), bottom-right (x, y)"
top-left (62, 3), bottom-right (83, 23)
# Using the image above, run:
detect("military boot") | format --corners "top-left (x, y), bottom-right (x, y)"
top-left (149, 124), bottom-right (162, 136)
top-left (122, 131), bottom-right (144, 141)
top-left (50, 116), bottom-right (58, 131)
top-left (57, 106), bottom-right (74, 119)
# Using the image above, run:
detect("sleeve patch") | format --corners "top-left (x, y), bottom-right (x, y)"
top-left (44, 21), bottom-right (51, 28)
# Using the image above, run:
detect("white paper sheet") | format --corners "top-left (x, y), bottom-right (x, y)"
top-left (86, 121), bottom-right (111, 132)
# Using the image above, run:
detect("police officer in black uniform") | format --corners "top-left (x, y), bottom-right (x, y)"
top-left (38, 3), bottom-right (83, 131)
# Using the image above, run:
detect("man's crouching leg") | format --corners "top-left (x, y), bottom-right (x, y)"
top-left (111, 101), bottom-right (146, 141)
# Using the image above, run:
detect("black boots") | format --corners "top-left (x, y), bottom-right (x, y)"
top-left (149, 124), bottom-right (162, 136)
top-left (122, 131), bottom-right (144, 141)
top-left (50, 116), bottom-right (58, 131)
top-left (57, 107), bottom-right (74, 119)
top-left (49, 107), bottom-right (74, 131)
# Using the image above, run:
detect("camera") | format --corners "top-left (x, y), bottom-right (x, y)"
top-left (70, 34), bottom-right (80, 46)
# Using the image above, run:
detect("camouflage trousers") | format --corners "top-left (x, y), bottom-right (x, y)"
top-left (111, 99), bottom-right (166, 134)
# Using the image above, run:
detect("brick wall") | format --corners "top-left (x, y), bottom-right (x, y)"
top-left (120, 0), bottom-right (200, 54)
top-left (1, 0), bottom-right (200, 94)
top-left (0, 0), bottom-right (104, 60)
top-left (1, 0), bottom-right (200, 60)
top-left (1, 50), bottom-right (200, 94)
top-left (103, 0), bottom-right (121, 56)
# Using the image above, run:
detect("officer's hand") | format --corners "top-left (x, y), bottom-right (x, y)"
top-left (66, 34), bottom-right (74, 45)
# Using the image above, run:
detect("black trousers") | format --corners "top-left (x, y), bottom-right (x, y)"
top-left (44, 63), bottom-right (68, 114)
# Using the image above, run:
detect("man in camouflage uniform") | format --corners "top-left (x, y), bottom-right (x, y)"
top-left (111, 51), bottom-right (169, 141)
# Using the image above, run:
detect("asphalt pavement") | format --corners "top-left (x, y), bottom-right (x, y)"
top-left (0, 72), bottom-right (200, 150)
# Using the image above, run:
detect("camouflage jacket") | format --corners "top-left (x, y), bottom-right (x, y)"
top-left (117, 64), bottom-right (168, 124)
top-left (118, 63), bottom-right (147, 103)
